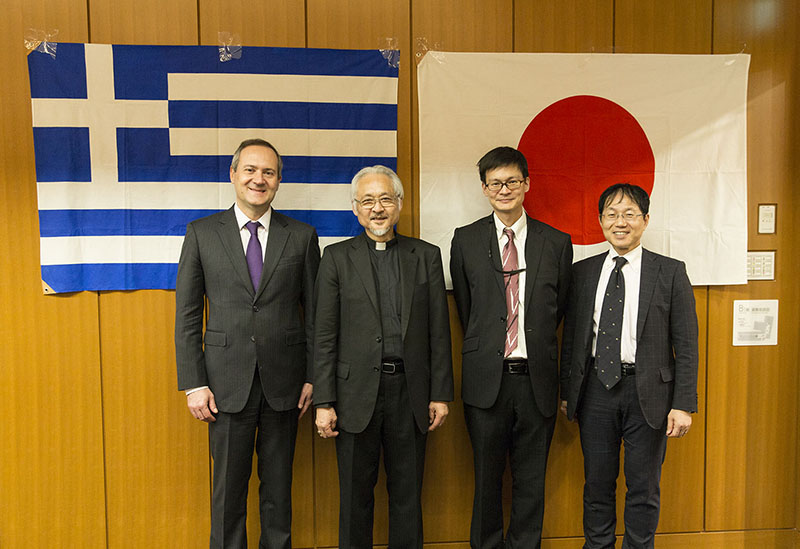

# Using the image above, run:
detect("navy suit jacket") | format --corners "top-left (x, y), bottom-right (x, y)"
top-left (560, 248), bottom-right (698, 429)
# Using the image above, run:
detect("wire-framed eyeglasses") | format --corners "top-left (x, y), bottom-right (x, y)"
top-left (484, 179), bottom-right (525, 192)
top-left (353, 196), bottom-right (398, 209)
top-left (601, 211), bottom-right (645, 222)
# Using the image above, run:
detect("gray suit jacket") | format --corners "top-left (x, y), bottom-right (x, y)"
top-left (560, 248), bottom-right (698, 429)
top-left (450, 214), bottom-right (572, 417)
top-left (175, 207), bottom-right (320, 413)
top-left (313, 232), bottom-right (454, 434)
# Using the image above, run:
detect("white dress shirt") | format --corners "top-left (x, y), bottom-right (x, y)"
top-left (493, 212), bottom-right (528, 359)
top-left (591, 244), bottom-right (642, 364)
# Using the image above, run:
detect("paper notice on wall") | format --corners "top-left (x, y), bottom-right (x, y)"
top-left (733, 300), bottom-right (778, 346)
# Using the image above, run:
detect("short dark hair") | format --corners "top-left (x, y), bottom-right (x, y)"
top-left (598, 183), bottom-right (650, 215)
top-left (477, 146), bottom-right (529, 183)
top-left (231, 138), bottom-right (283, 178)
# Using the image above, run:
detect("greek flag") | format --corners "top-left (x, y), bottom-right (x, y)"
top-left (28, 43), bottom-right (398, 293)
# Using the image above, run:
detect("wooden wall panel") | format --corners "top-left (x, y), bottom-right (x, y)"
top-left (89, 3), bottom-right (207, 548)
top-left (615, 0), bottom-right (712, 53)
top-left (514, 0), bottom-right (614, 53)
top-left (0, 2), bottom-right (107, 547)
top-left (198, 0), bottom-right (306, 48)
top-left (706, 0), bottom-right (799, 531)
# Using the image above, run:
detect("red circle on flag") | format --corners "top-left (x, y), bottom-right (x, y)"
top-left (518, 95), bottom-right (655, 245)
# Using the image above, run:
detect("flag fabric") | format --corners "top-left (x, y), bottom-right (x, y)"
top-left (28, 43), bottom-right (398, 293)
top-left (418, 52), bottom-right (749, 287)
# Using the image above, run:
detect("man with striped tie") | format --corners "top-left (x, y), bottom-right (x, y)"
top-left (450, 146), bottom-right (572, 548)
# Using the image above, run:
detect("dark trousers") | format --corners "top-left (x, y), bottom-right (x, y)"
top-left (208, 369), bottom-right (299, 549)
top-left (464, 372), bottom-right (556, 549)
top-left (578, 373), bottom-right (668, 549)
top-left (335, 372), bottom-right (428, 549)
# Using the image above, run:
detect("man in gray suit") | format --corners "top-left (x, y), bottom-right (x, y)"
top-left (450, 146), bottom-right (572, 549)
top-left (314, 165), bottom-right (453, 549)
top-left (560, 183), bottom-right (698, 548)
top-left (175, 138), bottom-right (320, 548)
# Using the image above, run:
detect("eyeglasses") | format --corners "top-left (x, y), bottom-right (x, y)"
top-left (354, 196), bottom-right (398, 209)
top-left (484, 179), bottom-right (525, 192)
top-left (601, 212), bottom-right (645, 222)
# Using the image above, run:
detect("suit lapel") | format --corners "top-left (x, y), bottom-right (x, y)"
top-left (348, 233), bottom-right (380, 315)
top-left (216, 207), bottom-right (254, 296)
top-left (523, 216), bottom-right (544, 314)
top-left (637, 248), bottom-right (659, 341)
top-left (397, 235), bottom-right (418, 339)
top-left (256, 211), bottom-right (289, 301)
top-left (483, 215), bottom-right (505, 297)
top-left (580, 254), bottom-right (606, 348)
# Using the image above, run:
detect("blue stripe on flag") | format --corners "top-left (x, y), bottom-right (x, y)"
top-left (39, 209), bottom-right (360, 238)
top-left (33, 127), bottom-right (92, 182)
top-left (168, 101), bottom-right (398, 130)
top-left (38, 209), bottom-right (219, 237)
top-left (113, 45), bottom-right (398, 100)
top-left (116, 128), bottom-right (396, 183)
top-left (42, 263), bottom-right (179, 293)
top-left (278, 210), bottom-right (362, 237)
top-left (28, 43), bottom-right (88, 99)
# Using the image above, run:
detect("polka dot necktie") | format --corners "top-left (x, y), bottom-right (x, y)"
top-left (596, 256), bottom-right (627, 389)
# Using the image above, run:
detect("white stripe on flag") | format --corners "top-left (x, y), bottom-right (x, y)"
top-left (36, 182), bottom-right (352, 210)
top-left (168, 73), bottom-right (398, 104)
top-left (168, 128), bottom-right (397, 158)
top-left (32, 98), bottom-right (168, 127)
top-left (40, 234), bottom-right (350, 265)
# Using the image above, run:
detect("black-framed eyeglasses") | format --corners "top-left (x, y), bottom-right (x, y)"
top-left (484, 179), bottom-right (524, 192)
top-left (353, 196), bottom-right (398, 209)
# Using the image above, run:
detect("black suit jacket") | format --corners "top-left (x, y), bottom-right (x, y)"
top-left (450, 214), bottom-right (572, 417)
top-left (175, 207), bottom-right (320, 413)
top-left (313, 232), bottom-right (454, 434)
top-left (559, 248), bottom-right (698, 429)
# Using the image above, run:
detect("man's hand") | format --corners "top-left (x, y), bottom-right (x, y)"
top-left (666, 409), bottom-right (692, 438)
top-left (187, 388), bottom-right (218, 422)
top-left (315, 406), bottom-right (339, 438)
top-left (297, 383), bottom-right (313, 419)
top-left (428, 401), bottom-right (449, 431)
top-left (560, 400), bottom-right (568, 416)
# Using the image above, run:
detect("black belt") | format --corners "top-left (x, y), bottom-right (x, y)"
top-left (381, 359), bottom-right (404, 374)
top-left (503, 358), bottom-right (528, 375)
top-left (591, 358), bottom-right (636, 376)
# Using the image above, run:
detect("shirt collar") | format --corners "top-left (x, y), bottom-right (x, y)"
top-left (233, 203), bottom-right (272, 230)
top-left (492, 212), bottom-right (527, 239)
top-left (606, 243), bottom-right (643, 269)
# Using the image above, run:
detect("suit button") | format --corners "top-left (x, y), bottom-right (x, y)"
top-left (252, 305), bottom-right (259, 312)
top-left (500, 316), bottom-right (506, 322)
top-left (376, 336), bottom-right (382, 343)
top-left (373, 367), bottom-right (379, 372)
top-left (497, 350), bottom-right (502, 356)
top-left (250, 336), bottom-right (256, 342)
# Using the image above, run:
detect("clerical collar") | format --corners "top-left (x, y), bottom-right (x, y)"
top-left (369, 235), bottom-right (398, 251)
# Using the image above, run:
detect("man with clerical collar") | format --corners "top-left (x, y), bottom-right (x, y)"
top-left (450, 146), bottom-right (573, 548)
top-left (560, 182), bottom-right (698, 548)
top-left (314, 165), bottom-right (454, 548)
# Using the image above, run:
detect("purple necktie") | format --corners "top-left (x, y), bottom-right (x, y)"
top-left (245, 221), bottom-right (263, 291)
top-left (502, 228), bottom-right (519, 357)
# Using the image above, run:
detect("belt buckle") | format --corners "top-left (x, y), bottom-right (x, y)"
top-left (382, 362), bottom-right (396, 374)
top-left (507, 361), bottom-right (526, 375)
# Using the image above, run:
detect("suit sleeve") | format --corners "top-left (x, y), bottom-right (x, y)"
top-left (449, 229), bottom-right (471, 332)
top-left (668, 261), bottom-right (699, 413)
top-left (312, 249), bottom-right (341, 406)
top-left (302, 229), bottom-right (321, 383)
top-left (174, 223), bottom-right (209, 391)
top-left (556, 232), bottom-right (573, 324)
top-left (559, 267), bottom-right (578, 401)
top-left (427, 246), bottom-right (454, 402)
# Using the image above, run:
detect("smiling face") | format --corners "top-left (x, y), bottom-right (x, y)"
top-left (230, 145), bottom-right (281, 220)
top-left (352, 173), bottom-right (402, 242)
top-left (600, 191), bottom-right (650, 255)
top-left (482, 165), bottom-right (530, 225)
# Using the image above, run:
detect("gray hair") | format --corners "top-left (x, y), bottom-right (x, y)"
top-left (350, 165), bottom-right (404, 202)
top-left (230, 138), bottom-right (283, 178)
